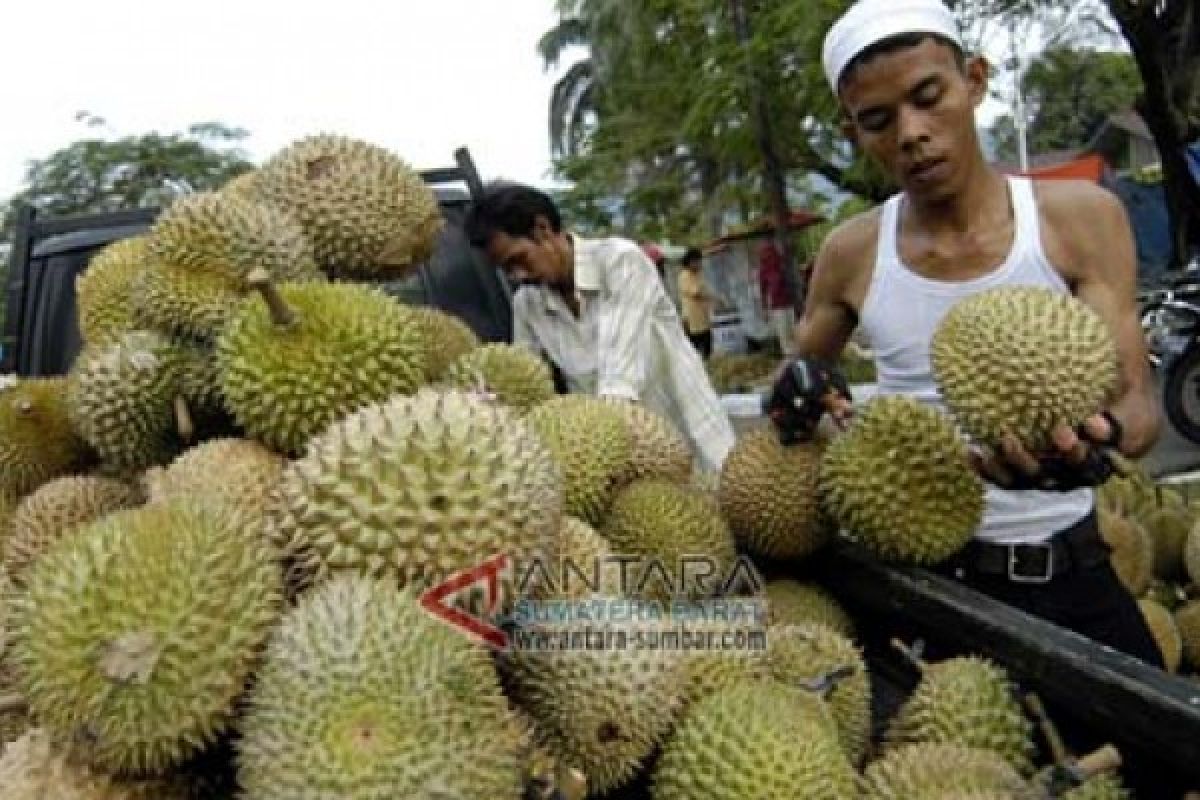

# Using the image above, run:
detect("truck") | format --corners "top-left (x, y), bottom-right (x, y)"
top-left (4, 147), bottom-right (1200, 798)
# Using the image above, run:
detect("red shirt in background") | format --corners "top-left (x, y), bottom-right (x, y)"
top-left (758, 241), bottom-right (790, 310)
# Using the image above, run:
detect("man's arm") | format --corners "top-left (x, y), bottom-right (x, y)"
top-left (792, 225), bottom-right (864, 361)
top-left (594, 246), bottom-right (660, 400)
top-left (1060, 185), bottom-right (1161, 458)
top-left (511, 290), bottom-right (545, 360)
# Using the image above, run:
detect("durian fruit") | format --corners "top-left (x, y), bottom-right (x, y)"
top-left (409, 305), bottom-right (481, 381)
top-left (135, 190), bottom-right (324, 341)
top-left (650, 679), bottom-right (858, 800)
top-left (1061, 774), bottom-right (1133, 800)
top-left (533, 515), bottom-right (624, 600)
top-left (1137, 499), bottom-right (1192, 581)
top-left (1175, 599), bottom-right (1200, 671)
top-left (1186, 520), bottom-right (1200, 586)
top-left (141, 437), bottom-right (284, 526)
top-left (1137, 597), bottom-right (1182, 673)
top-left (719, 428), bottom-right (829, 560)
top-left (10, 498), bottom-right (283, 775)
top-left (501, 613), bottom-right (686, 796)
top-left (443, 343), bottom-right (556, 413)
top-left (0, 727), bottom-right (193, 800)
top-left (236, 574), bottom-right (525, 800)
top-left (250, 134), bottom-right (444, 279)
top-left (215, 273), bottom-right (430, 456)
top-left (860, 743), bottom-right (1035, 800)
top-left (65, 330), bottom-right (193, 472)
top-left (766, 623), bottom-right (871, 766)
top-left (930, 285), bottom-right (1119, 454)
top-left (883, 644), bottom-right (1036, 776)
top-left (525, 395), bottom-right (633, 526)
top-left (820, 395), bottom-right (985, 565)
top-left (0, 491), bottom-right (16, 545)
top-left (76, 235), bottom-right (150, 347)
top-left (265, 388), bottom-right (563, 599)
top-left (602, 398), bottom-right (694, 487)
top-left (1024, 694), bottom-right (1131, 800)
top-left (4, 474), bottom-right (142, 585)
top-left (676, 619), bottom-right (770, 712)
top-left (221, 167), bottom-right (261, 200)
top-left (601, 479), bottom-right (738, 603)
top-left (0, 377), bottom-right (92, 499)
top-left (762, 579), bottom-right (855, 637)
top-left (0, 658), bottom-right (31, 750)
top-left (1142, 579), bottom-right (1188, 612)
top-left (1097, 510), bottom-right (1154, 596)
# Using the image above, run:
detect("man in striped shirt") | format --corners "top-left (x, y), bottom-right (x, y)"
top-left (465, 182), bottom-right (737, 473)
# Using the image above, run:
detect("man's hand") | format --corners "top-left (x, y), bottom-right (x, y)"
top-left (970, 412), bottom-right (1124, 491)
top-left (763, 357), bottom-right (854, 445)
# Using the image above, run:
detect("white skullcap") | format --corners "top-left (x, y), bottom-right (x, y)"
top-left (822, 0), bottom-right (963, 94)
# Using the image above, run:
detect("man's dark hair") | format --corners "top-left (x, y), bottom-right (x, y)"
top-left (838, 32), bottom-right (966, 94)
top-left (683, 247), bottom-right (703, 267)
top-left (465, 181), bottom-right (563, 248)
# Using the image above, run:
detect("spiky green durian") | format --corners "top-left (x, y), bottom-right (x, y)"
top-left (883, 649), bottom-right (1036, 775)
top-left (533, 515), bottom-right (624, 600)
top-left (767, 623), bottom-right (871, 766)
top-left (501, 613), bottom-right (687, 796)
top-left (134, 190), bottom-right (323, 341)
top-left (142, 438), bottom-right (284, 526)
top-left (676, 618), bottom-right (770, 712)
top-left (1060, 773), bottom-right (1132, 800)
top-left (762, 579), bottom-right (855, 637)
top-left (601, 479), bottom-right (738, 603)
top-left (4, 474), bottom-right (142, 585)
top-left (65, 330), bottom-right (193, 472)
top-left (720, 428), bottom-right (829, 560)
top-left (931, 285), bottom-right (1119, 453)
top-left (76, 236), bottom-right (150, 347)
top-left (861, 743), bottom-right (1035, 800)
top-left (1188, 520), bottom-right (1200, 586)
top-left (443, 343), bottom-right (555, 412)
top-left (408, 306), bottom-right (481, 381)
top-left (215, 275), bottom-right (429, 456)
top-left (1137, 597), bottom-right (1182, 673)
top-left (602, 399), bottom-right (693, 487)
top-left (0, 727), bottom-right (194, 799)
top-left (1137, 503), bottom-right (1192, 580)
top-left (1097, 510), bottom-right (1154, 596)
top-left (820, 394), bottom-right (984, 565)
top-left (236, 574), bottom-right (524, 800)
top-left (0, 377), bottom-right (92, 499)
top-left (651, 679), bottom-right (857, 800)
top-left (265, 388), bottom-right (562, 599)
top-left (525, 395), bottom-right (633, 526)
top-left (10, 499), bottom-right (283, 775)
top-left (250, 134), bottom-right (443, 279)
top-left (0, 659), bottom-right (31, 750)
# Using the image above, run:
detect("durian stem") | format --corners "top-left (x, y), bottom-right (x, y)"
top-left (174, 395), bottom-right (194, 442)
top-left (556, 766), bottom-right (588, 800)
top-left (889, 638), bottom-right (927, 673)
top-left (246, 267), bottom-right (297, 328)
top-left (0, 692), bottom-right (26, 715)
top-left (801, 664), bottom-right (857, 700)
top-left (1023, 692), bottom-right (1071, 768)
top-left (1075, 744), bottom-right (1122, 778)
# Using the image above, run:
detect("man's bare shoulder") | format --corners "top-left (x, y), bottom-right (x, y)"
top-left (813, 204), bottom-right (882, 281)
top-left (1032, 178), bottom-right (1132, 278)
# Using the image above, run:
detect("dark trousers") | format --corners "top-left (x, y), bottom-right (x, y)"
top-left (936, 511), bottom-right (1165, 669)
top-left (687, 329), bottom-right (712, 358)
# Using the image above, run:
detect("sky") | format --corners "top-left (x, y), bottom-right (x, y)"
top-left (0, 0), bottom-right (580, 200)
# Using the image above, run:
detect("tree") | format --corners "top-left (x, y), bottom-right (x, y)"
top-left (988, 47), bottom-right (1143, 163)
top-left (1105, 0), bottom-right (1200, 265)
top-left (0, 117), bottom-right (254, 246)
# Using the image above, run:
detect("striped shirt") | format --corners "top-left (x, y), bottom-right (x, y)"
top-left (512, 235), bottom-right (737, 472)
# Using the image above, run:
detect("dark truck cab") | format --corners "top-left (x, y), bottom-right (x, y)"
top-left (5, 149), bottom-right (1200, 798)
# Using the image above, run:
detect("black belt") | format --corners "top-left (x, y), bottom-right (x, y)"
top-left (947, 510), bottom-right (1110, 584)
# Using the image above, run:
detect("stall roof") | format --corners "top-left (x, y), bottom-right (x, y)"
top-left (706, 209), bottom-right (826, 248)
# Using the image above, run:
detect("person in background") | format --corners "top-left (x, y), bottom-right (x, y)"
top-left (641, 242), bottom-right (668, 284)
top-left (465, 181), bottom-right (737, 473)
top-left (758, 237), bottom-right (797, 356)
top-left (677, 247), bottom-right (717, 358)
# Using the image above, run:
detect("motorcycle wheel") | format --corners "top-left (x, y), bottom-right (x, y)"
top-left (1164, 345), bottom-right (1200, 445)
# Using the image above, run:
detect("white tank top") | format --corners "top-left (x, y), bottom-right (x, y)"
top-left (858, 176), bottom-right (1093, 546)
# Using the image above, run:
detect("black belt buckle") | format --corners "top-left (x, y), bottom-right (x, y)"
top-left (1007, 542), bottom-right (1055, 584)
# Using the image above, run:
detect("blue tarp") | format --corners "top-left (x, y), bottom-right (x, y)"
top-left (1112, 176), bottom-right (1173, 283)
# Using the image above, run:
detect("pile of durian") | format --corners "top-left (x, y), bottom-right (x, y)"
top-left (0, 133), bottom-right (1154, 799)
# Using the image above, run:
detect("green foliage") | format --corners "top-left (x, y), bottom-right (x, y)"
top-left (0, 118), bottom-right (254, 245)
top-left (989, 47), bottom-right (1143, 163)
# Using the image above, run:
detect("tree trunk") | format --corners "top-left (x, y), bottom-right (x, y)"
top-left (1107, 0), bottom-right (1200, 266)
top-left (729, 0), bottom-right (802, 311)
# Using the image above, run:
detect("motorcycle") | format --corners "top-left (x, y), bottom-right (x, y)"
top-left (1140, 254), bottom-right (1200, 444)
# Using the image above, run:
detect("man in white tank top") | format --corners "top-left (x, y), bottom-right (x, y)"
top-left (765, 0), bottom-right (1164, 667)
